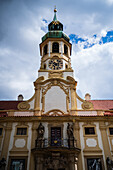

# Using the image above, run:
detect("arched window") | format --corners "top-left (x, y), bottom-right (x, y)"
top-left (44, 64), bottom-right (46, 69)
top-left (65, 64), bottom-right (68, 69)
top-left (44, 44), bottom-right (48, 55)
top-left (52, 42), bottom-right (59, 53)
top-left (64, 44), bottom-right (68, 55)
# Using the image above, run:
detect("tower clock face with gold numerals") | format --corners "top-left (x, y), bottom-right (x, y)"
top-left (49, 58), bottom-right (63, 70)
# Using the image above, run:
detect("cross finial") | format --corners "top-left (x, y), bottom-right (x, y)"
top-left (53, 6), bottom-right (57, 21)
top-left (54, 6), bottom-right (57, 13)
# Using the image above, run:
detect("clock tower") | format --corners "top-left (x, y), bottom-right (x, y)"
top-left (34, 7), bottom-right (77, 116)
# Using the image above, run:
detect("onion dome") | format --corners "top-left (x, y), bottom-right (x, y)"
top-left (48, 7), bottom-right (63, 31)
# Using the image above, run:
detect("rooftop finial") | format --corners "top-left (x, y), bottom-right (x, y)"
top-left (53, 6), bottom-right (57, 21)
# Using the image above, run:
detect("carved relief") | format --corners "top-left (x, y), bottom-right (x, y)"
top-left (86, 138), bottom-right (97, 147)
top-left (43, 109), bottom-right (66, 116)
top-left (15, 139), bottom-right (26, 148)
top-left (17, 102), bottom-right (30, 111)
top-left (81, 101), bottom-right (93, 110)
top-left (48, 71), bottom-right (63, 78)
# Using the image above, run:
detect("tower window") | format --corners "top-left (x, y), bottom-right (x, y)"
top-left (85, 127), bottom-right (95, 135)
top-left (52, 42), bottom-right (59, 53)
top-left (44, 44), bottom-right (48, 55)
top-left (64, 44), bottom-right (68, 55)
top-left (44, 64), bottom-right (46, 69)
top-left (65, 64), bottom-right (68, 69)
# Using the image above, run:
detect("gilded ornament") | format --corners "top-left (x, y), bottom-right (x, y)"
top-left (81, 101), bottom-right (93, 110)
top-left (17, 102), bottom-right (30, 111)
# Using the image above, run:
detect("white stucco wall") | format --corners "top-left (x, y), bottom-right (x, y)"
top-left (77, 111), bottom-right (97, 116)
top-left (45, 86), bottom-right (67, 113)
top-left (38, 72), bottom-right (48, 80)
top-left (14, 112), bottom-right (34, 116)
top-left (63, 72), bottom-right (74, 79)
top-left (29, 99), bottom-right (35, 110)
top-left (76, 98), bottom-right (83, 109)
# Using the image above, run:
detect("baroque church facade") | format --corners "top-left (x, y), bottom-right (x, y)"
top-left (0, 8), bottom-right (113, 170)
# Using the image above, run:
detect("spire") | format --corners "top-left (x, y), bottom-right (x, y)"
top-left (48, 7), bottom-right (63, 31)
top-left (53, 6), bottom-right (57, 21)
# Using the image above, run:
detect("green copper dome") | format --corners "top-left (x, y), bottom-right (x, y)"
top-left (48, 7), bottom-right (63, 31)
top-left (42, 8), bottom-right (70, 43)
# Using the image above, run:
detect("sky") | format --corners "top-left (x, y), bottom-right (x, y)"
top-left (0, 0), bottom-right (113, 100)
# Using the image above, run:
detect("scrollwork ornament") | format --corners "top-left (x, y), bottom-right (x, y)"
top-left (17, 102), bottom-right (30, 111)
top-left (81, 101), bottom-right (93, 110)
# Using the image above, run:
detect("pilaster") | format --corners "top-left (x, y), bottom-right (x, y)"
top-left (74, 121), bottom-right (83, 170)
top-left (99, 122), bottom-right (111, 159)
top-left (1, 122), bottom-right (12, 160)
top-left (70, 85), bottom-right (77, 115)
top-left (34, 86), bottom-right (41, 116)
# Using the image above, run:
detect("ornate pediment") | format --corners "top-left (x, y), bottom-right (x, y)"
top-left (43, 109), bottom-right (68, 116)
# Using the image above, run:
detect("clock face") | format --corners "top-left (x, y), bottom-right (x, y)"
top-left (49, 58), bottom-right (63, 70)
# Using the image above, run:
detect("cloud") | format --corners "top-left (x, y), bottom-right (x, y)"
top-left (72, 42), bottom-right (113, 99)
top-left (69, 30), bottom-right (113, 50)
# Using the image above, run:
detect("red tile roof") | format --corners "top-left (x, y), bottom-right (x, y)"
top-left (0, 101), bottom-right (23, 110)
top-left (90, 100), bottom-right (113, 110)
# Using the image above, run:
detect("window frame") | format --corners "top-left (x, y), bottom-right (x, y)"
top-left (109, 127), bottom-right (113, 135)
top-left (52, 42), bottom-right (59, 53)
top-left (8, 157), bottom-right (27, 170)
top-left (16, 127), bottom-right (27, 136)
top-left (64, 44), bottom-right (68, 55)
top-left (44, 44), bottom-right (48, 55)
top-left (84, 156), bottom-right (105, 170)
top-left (84, 127), bottom-right (95, 135)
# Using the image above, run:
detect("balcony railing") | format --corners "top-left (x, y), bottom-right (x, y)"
top-left (35, 137), bottom-right (77, 149)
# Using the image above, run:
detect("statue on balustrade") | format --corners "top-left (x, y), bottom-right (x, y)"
top-left (36, 123), bottom-right (45, 148)
top-left (67, 123), bottom-right (74, 148)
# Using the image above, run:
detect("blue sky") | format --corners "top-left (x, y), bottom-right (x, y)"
top-left (0, 0), bottom-right (113, 100)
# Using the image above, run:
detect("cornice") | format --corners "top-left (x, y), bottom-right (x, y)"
top-left (1, 115), bottom-right (113, 123)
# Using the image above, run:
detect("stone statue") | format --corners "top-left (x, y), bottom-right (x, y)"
top-left (67, 123), bottom-right (74, 148)
top-left (36, 123), bottom-right (45, 148)
top-left (67, 123), bottom-right (74, 139)
top-left (37, 123), bottom-right (45, 139)
top-left (106, 157), bottom-right (113, 170)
